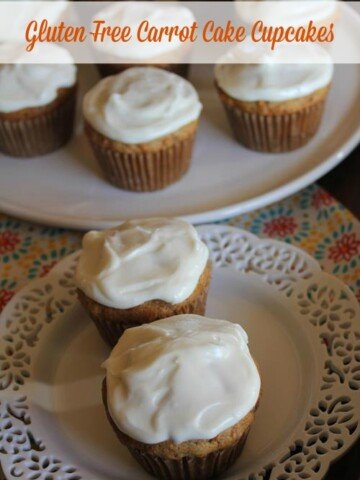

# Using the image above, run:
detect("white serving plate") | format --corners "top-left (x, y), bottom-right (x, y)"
top-left (0, 225), bottom-right (359, 480)
top-left (0, 62), bottom-right (359, 230)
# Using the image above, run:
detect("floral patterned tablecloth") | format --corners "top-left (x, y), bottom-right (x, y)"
top-left (0, 182), bottom-right (360, 480)
top-left (0, 183), bottom-right (359, 317)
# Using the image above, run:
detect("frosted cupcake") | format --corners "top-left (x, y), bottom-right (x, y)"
top-left (215, 45), bottom-right (333, 153)
top-left (93, 3), bottom-right (194, 79)
top-left (83, 67), bottom-right (202, 191)
top-left (76, 218), bottom-right (211, 346)
top-left (0, 44), bottom-right (77, 158)
top-left (102, 315), bottom-right (261, 480)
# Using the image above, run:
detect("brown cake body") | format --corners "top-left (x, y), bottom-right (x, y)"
top-left (216, 83), bottom-right (331, 153)
top-left (0, 85), bottom-right (77, 158)
top-left (85, 119), bottom-right (199, 192)
top-left (102, 378), bottom-right (259, 480)
top-left (78, 260), bottom-right (212, 346)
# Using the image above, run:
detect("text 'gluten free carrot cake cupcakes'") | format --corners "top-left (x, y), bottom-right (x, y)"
top-left (83, 67), bottom-right (202, 191)
top-left (0, 44), bottom-right (77, 158)
top-left (75, 218), bottom-right (211, 345)
top-left (102, 314), bottom-right (261, 480)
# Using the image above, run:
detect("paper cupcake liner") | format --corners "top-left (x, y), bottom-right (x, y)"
top-left (221, 98), bottom-right (326, 153)
top-left (86, 128), bottom-right (197, 192)
top-left (90, 314), bottom-right (138, 347)
top-left (97, 63), bottom-right (190, 79)
top-left (102, 379), bottom-right (252, 480)
top-left (0, 88), bottom-right (77, 158)
top-left (127, 430), bottom-right (249, 480)
top-left (78, 270), bottom-right (210, 346)
top-left (89, 291), bottom-right (207, 346)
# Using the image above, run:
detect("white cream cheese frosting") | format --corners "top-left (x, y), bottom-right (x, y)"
top-left (75, 218), bottom-right (209, 309)
top-left (83, 67), bottom-right (202, 144)
top-left (215, 44), bottom-right (333, 102)
top-left (92, 3), bottom-right (195, 60)
top-left (104, 314), bottom-right (261, 444)
top-left (0, 44), bottom-right (76, 113)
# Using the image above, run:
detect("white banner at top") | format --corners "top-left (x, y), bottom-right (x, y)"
top-left (0, 1), bottom-right (359, 64)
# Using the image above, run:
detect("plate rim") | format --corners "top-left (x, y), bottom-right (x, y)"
top-left (0, 58), bottom-right (360, 230)
top-left (0, 123), bottom-right (359, 230)
top-left (0, 225), bottom-right (359, 480)
top-left (0, 121), bottom-right (360, 230)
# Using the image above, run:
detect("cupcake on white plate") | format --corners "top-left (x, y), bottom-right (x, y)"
top-left (0, 43), bottom-right (77, 158)
top-left (215, 43), bottom-right (333, 153)
top-left (76, 218), bottom-right (211, 346)
top-left (102, 314), bottom-right (261, 480)
top-left (83, 67), bottom-right (202, 191)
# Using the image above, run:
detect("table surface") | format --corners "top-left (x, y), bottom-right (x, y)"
top-left (0, 146), bottom-right (359, 480)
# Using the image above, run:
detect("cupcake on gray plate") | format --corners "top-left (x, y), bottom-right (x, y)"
top-left (102, 314), bottom-right (261, 480)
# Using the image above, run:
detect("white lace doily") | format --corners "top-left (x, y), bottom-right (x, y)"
top-left (0, 226), bottom-right (359, 480)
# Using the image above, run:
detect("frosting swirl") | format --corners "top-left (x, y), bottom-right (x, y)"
top-left (104, 314), bottom-right (261, 444)
top-left (0, 44), bottom-right (76, 113)
top-left (215, 44), bottom-right (333, 102)
top-left (75, 218), bottom-right (209, 309)
top-left (83, 67), bottom-right (202, 144)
